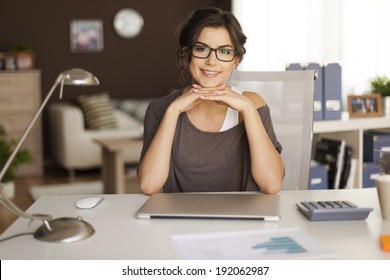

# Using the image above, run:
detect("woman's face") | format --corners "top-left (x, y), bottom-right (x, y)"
top-left (189, 27), bottom-right (239, 87)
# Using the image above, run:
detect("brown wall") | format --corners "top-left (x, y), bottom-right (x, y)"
top-left (0, 0), bottom-right (231, 160)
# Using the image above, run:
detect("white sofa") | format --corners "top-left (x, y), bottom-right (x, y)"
top-left (49, 103), bottom-right (144, 175)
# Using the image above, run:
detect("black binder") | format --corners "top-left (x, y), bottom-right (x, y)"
top-left (314, 138), bottom-right (346, 189)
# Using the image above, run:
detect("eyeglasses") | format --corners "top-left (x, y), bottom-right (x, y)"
top-left (190, 45), bottom-right (237, 62)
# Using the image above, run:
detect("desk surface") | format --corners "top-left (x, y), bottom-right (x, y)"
top-left (1, 189), bottom-right (389, 259)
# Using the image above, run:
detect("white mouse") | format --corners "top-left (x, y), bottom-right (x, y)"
top-left (76, 196), bottom-right (104, 209)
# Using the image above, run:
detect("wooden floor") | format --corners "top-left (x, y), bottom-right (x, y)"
top-left (0, 163), bottom-right (141, 234)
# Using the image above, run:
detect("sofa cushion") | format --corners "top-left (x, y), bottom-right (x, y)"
top-left (112, 98), bottom-right (153, 122)
top-left (78, 92), bottom-right (117, 130)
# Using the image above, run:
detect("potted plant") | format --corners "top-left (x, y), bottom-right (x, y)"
top-left (370, 75), bottom-right (390, 116)
top-left (10, 42), bottom-right (35, 70)
top-left (0, 125), bottom-right (33, 197)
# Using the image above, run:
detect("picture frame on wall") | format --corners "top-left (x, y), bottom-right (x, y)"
top-left (348, 94), bottom-right (383, 118)
top-left (70, 20), bottom-right (104, 52)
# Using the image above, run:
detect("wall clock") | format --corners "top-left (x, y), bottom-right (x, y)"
top-left (113, 8), bottom-right (144, 39)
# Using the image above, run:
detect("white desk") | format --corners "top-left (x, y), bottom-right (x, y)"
top-left (0, 189), bottom-right (389, 259)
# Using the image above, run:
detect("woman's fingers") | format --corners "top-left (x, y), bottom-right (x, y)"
top-left (192, 84), bottom-right (229, 92)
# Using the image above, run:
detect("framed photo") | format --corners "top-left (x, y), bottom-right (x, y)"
top-left (70, 20), bottom-right (104, 52)
top-left (14, 51), bottom-right (35, 69)
top-left (348, 94), bottom-right (383, 118)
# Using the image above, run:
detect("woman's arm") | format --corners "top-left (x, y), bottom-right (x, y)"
top-left (137, 106), bottom-right (180, 195)
top-left (137, 87), bottom-right (202, 195)
top-left (241, 92), bottom-right (284, 194)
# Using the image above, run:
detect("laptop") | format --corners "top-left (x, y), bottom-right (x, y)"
top-left (135, 193), bottom-right (280, 221)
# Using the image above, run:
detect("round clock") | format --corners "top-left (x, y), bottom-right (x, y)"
top-left (113, 8), bottom-right (144, 39)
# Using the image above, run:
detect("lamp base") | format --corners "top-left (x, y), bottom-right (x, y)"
top-left (34, 217), bottom-right (94, 243)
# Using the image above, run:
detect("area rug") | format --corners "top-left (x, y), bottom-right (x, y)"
top-left (29, 181), bottom-right (103, 201)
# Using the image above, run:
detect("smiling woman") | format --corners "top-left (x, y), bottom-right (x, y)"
top-left (137, 7), bottom-right (284, 196)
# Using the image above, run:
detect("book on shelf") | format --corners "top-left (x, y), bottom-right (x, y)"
top-left (314, 138), bottom-right (346, 189)
top-left (345, 158), bottom-right (357, 189)
top-left (339, 145), bottom-right (352, 189)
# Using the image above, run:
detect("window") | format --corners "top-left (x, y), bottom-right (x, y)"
top-left (233, 0), bottom-right (390, 108)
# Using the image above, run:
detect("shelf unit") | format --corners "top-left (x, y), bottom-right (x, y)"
top-left (313, 112), bottom-right (390, 188)
top-left (0, 70), bottom-right (43, 177)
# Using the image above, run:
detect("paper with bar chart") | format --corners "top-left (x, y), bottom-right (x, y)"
top-left (171, 227), bottom-right (336, 259)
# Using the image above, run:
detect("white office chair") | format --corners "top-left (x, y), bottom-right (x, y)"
top-left (235, 70), bottom-right (316, 190)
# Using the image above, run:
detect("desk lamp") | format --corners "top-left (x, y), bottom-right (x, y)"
top-left (0, 68), bottom-right (99, 243)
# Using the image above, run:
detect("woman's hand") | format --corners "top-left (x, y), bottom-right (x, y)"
top-left (169, 86), bottom-right (203, 114)
top-left (192, 84), bottom-right (255, 112)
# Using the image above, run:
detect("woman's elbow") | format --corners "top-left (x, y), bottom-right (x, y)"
top-left (258, 176), bottom-right (283, 194)
top-left (139, 178), bottom-right (162, 196)
top-left (261, 184), bottom-right (282, 194)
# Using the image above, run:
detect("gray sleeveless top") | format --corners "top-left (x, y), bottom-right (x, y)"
top-left (140, 90), bottom-right (282, 193)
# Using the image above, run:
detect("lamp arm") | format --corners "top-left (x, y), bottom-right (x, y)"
top-left (0, 69), bottom-right (97, 243)
top-left (0, 73), bottom-right (64, 222)
top-left (0, 185), bottom-right (52, 221)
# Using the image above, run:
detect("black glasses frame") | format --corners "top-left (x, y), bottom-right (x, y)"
top-left (190, 45), bottom-right (238, 62)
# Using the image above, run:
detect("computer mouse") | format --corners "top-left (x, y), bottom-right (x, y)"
top-left (76, 196), bottom-right (104, 209)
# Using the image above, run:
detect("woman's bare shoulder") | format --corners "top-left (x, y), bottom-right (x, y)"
top-left (243, 91), bottom-right (266, 108)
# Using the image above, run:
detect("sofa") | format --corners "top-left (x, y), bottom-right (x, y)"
top-left (49, 99), bottom-right (148, 175)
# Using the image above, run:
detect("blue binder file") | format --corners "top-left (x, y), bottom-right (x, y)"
top-left (323, 63), bottom-right (342, 120)
top-left (286, 63), bottom-right (303, 71)
top-left (306, 63), bottom-right (323, 121)
top-left (309, 160), bottom-right (328, 190)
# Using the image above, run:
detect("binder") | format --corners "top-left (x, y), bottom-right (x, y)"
top-left (285, 63), bottom-right (303, 71)
top-left (309, 160), bottom-right (328, 190)
top-left (362, 162), bottom-right (381, 188)
top-left (306, 63), bottom-right (323, 121)
top-left (314, 138), bottom-right (346, 189)
top-left (323, 63), bottom-right (342, 120)
top-left (339, 145), bottom-right (352, 189)
top-left (345, 158), bottom-right (357, 189)
top-left (363, 130), bottom-right (390, 162)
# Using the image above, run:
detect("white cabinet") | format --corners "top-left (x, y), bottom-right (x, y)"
top-left (0, 70), bottom-right (43, 177)
top-left (313, 112), bottom-right (390, 188)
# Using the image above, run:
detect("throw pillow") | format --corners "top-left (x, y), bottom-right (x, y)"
top-left (78, 92), bottom-right (117, 130)
top-left (112, 98), bottom-right (154, 122)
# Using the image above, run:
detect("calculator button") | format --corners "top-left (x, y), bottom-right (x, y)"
top-left (334, 201), bottom-right (348, 208)
top-left (342, 200), bottom-right (358, 208)
top-left (301, 201), bottom-right (317, 211)
top-left (309, 201), bottom-right (323, 209)
top-left (318, 201), bottom-right (332, 208)
top-left (327, 201), bottom-right (341, 208)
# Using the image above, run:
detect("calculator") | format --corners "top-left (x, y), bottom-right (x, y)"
top-left (296, 200), bottom-right (373, 221)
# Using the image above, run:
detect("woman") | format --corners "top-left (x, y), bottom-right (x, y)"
top-left (138, 7), bottom-right (284, 195)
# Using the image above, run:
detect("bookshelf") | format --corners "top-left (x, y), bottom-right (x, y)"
top-left (313, 112), bottom-right (390, 188)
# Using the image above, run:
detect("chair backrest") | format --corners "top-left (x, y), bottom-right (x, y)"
top-left (235, 70), bottom-right (315, 190)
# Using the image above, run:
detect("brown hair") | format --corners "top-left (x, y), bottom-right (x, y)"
top-left (176, 7), bottom-right (247, 83)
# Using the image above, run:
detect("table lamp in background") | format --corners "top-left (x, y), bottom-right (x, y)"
top-left (0, 68), bottom-right (99, 243)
